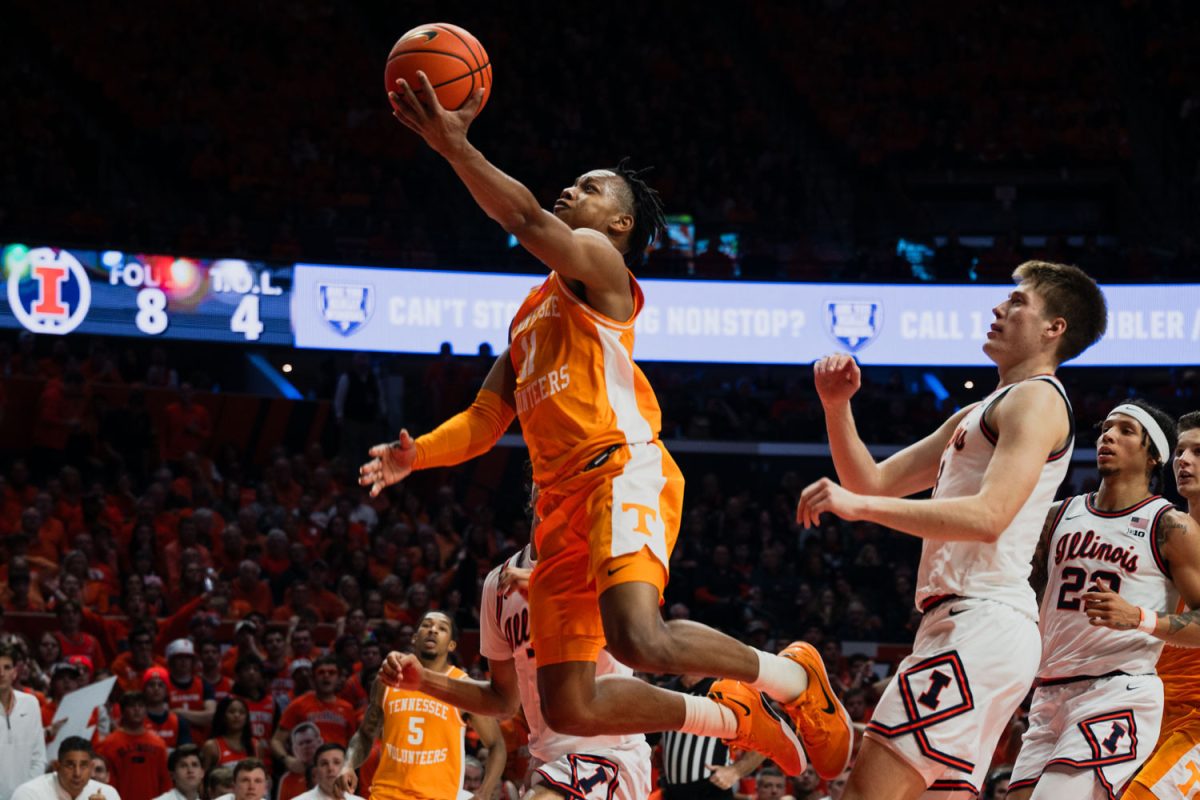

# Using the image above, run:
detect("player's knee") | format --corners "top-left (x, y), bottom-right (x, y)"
top-left (603, 621), bottom-right (670, 672)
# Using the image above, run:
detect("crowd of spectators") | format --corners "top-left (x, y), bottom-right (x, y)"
top-left (2, 2), bottom-right (1198, 281)
top-left (4, 327), bottom-right (1196, 798)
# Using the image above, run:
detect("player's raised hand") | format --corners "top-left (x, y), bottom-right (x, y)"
top-left (796, 477), bottom-right (866, 528)
top-left (333, 766), bottom-right (358, 799)
top-left (359, 429), bottom-right (417, 497)
top-left (813, 354), bottom-right (861, 407)
top-left (498, 564), bottom-right (533, 598)
top-left (389, 70), bottom-right (485, 158)
top-left (1083, 578), bottom-right (1141, 630)
top-left (379, 651), bottom-right (424, 690)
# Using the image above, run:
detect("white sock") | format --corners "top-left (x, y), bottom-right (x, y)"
top-left (750, 650), bottom-right (809, 704)
top-left (680, 693), bottom-right (738, 738)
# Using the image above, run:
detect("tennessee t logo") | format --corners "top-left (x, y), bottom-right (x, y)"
top-left (1177, 759), bottom-right (1200, 796)
top-left (622, 503), bottom-right (658, 535)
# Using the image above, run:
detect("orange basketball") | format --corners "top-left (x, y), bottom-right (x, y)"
top-left (385, 23), bottom-right (492, 114)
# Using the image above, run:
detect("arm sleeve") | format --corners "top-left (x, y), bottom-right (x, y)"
top-left (412, 389), bottom-right (515, 470)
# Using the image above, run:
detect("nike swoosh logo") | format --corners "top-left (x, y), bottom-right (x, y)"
top-left (607, 564), bottom-right (630, 577)
top-left (1127, 683), bottom-right (1139, 691)
top-left (813, 673), bottom-right (836, 715)
top-left (727, 696), bottom-right (753, 717)
top-left (949, 607), bottom-right (968, 616)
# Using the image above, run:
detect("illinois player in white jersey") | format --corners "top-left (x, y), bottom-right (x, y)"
top-left (376, 487), bottom-right (652, 799)
top-left (796, 261), bottom-right (1108, 800)
top-left (1084, 408), bottom-right (1200, 799)
top-left (1007, 400), bottom-right (1200, 799)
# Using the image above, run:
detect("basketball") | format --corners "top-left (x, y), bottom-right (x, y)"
top-left (385, 23), bottom-right (492, 114)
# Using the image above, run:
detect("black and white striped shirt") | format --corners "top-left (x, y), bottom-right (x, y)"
top-left (660, 677), bottom-right (731, 786)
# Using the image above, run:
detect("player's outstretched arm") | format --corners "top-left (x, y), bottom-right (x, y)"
top-left (389, 73), bottom-right (628, 296)
top-left (378, 651), bottom-right (520, 719)
top-left (336, 679), bottom-right (386, 795)
top-left (359, 350), bottom-right (516, 497)
top-left (1085, 511), bottom-right (1200, 647)
top-left (799, 380), bottom-right (1067, 541)
top-left (816, 354), bottom-right (974, 497)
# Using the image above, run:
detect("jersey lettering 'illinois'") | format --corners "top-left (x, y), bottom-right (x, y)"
top-left (508, 272), bottom-right (662, 486)
top-left (919, 375), bottom-right (1074, 618)
top-left (1038, 493), bottom-right (1178, 679)
top-left (370, 673), bottom-right (467, 800)
top-left (479, 546), bottom-right (645, 764)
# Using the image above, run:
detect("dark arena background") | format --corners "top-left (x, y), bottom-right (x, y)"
top-left (1, 2), bottom-right (1198, 799)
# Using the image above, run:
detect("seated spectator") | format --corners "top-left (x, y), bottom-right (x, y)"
top-left (111, 627), bottom-right (165, 694)
top-left (96, 692), bottom-right (172, 800)
top-left (295, 743), bottom-right (364, 800)
top-left (201, 696), bottom-right (266, 770)
top-left (204, 767), bottom-right (234, 800)
top-left (143, 666), bottom-right (192, 750)
top-left (273, 656), bottom-right (354, 758)
top-left (229, 759), bottom-right (268, 800)
top-left (12, 736), bottom-right (119, 800)
top-left (152, 744), bottom-right (205, 800)
top-left (53, 601), bottom-right (107, 671)
top-left (90, 756), bottom-right (111, 785)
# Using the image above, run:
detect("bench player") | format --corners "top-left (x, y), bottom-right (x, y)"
top-left (1087, 409), bottom-right (1200, 798)
top-left (796, 261), bottom-right (1107, 799)
top-left (1007, 400), bottom-right (1200, 798)
top-left (363, 73), bottom-right (850, 779)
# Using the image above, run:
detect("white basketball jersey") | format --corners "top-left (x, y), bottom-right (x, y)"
top-left (479, 547), bottom-right (645, 763)
top-left (1037, 493), bottom-right (1179, 679)
top-left (916, 375), bottom-right (1073, 619)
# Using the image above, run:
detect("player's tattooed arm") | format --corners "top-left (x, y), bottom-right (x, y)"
top-left (1086, 510), bottom-right (1200, 646)
top-left (1029, 501), bottom-right (1061, 603)
top-left (346, 678), bottom-right (386, 768)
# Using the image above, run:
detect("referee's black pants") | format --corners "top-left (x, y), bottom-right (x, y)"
top-left (662, 781), bottom-right (731, 799)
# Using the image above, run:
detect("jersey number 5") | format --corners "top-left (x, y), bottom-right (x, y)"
top-left (407, 716), bottom-right (424, 746)
top-left (1057, 567), bottom-right (1122, 611)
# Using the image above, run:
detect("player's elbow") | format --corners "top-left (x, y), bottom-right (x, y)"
top-left (541, 703), bottom-right (595, 736)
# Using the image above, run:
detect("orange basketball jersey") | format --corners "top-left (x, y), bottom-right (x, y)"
top-left (1157, 597), bottom-right (1200, 738)
top-left (369, 668), bottom-right (468, 800)
top-left (509, 271), bottom-right (662, 487)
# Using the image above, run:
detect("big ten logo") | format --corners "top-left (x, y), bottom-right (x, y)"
top-left (6, 247), bottom-right (92, 335)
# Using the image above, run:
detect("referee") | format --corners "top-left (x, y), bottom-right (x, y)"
top-left (658, 674), bottom-right (766, 799)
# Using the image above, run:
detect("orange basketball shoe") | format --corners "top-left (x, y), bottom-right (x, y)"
top-left (779, 641), bottom-right (853, 780)
top-left (708, 679), bottom-right (808, 776)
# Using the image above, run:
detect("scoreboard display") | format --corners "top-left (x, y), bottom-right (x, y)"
top-left (2, 244), bottom-right (292, 344)
top-left (4, 241), bottom-right (1200, 368)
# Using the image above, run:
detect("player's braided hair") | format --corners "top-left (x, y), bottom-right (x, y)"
top-left (609, 157), bottom-right (666, 268)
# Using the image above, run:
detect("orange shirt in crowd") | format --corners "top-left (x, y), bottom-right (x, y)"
top-left (95, 728), bottom-right (172, 800)
top-left (278, 692), bottom-right (356, 747)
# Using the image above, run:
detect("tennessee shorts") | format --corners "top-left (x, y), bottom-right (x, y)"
top-left (532, 740), bottom-right (653, 800)
top-left (529, 440), bottom-right (683, 666)
top-left (1125, 706), bottom-right (1200, 799)
top-left (864, 597), bottom-right (1041, 798)
top-left (1009, 673), bottom-right (1163, 799)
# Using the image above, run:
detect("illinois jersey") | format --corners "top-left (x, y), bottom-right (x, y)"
top-left (480, 547), bottom-right (644, 764)
top-left (1038, 493), bottom-right (1178, 680)
top-left (370, 671), bottom-right (468, 800)
top-left (918, 375), bottom-right (1073, 618)
top-left (509, 272), bottom-right (662, 487)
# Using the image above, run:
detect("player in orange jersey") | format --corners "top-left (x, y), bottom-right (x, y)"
top-left (360, 72), bottom-right (850, 780)
top-left (337, 611), bottom-right (505, 800)
top-left (1089, 410), bottom-right (1200, 799)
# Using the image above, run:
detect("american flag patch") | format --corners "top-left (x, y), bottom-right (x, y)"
top-left (1131, 516), bottom-right (1149, 530)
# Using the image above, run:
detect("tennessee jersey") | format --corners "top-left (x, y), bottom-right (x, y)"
top-left (480, 546), bottom-right (645, 764)
top-left (1157, 610), bottom-right (1200, 737)
top-left (1037, 493), bottom-right (1178, 679)
top-left (370, 671), bottom-right (468, 800)
top-left (919, 375), bottom-right (1073, 618)
top-left (509, 272), bottom-right (662, 487)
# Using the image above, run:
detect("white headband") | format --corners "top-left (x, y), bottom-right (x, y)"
top-left (1108, 404), bottom-right (1170, 464)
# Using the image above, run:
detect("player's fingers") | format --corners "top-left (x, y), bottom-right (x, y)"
top-left (1093, 578), bottom-right (1111, 592)
top-left (394, 79), bottom-right (428, 120)
top-left (414, 71), bottom-right (442, 113)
